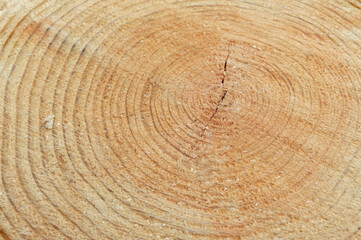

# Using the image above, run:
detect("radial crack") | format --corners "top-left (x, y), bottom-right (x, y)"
top-left (221, 51), bottom-right (230, 85)
top-left (201, 48), bottom-right (230, 137)
top-left (208, 90), bottom-right (228, 122)
top-left (212, 49), bottom-right (230, 119)
top-left (201, 90), bottom-right (228, 137)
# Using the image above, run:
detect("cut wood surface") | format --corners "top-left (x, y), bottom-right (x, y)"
top-left (0, 0), bottom-right (361, 239)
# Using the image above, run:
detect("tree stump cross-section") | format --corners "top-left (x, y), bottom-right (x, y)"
top-left (0, 0), bottom-right (360, 239)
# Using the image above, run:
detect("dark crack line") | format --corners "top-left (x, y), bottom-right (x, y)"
top-left (221, 51), bottom-right (230, 85)
top-left (208, 90), bottom-right (228, 122)
top-left (201, 89), bottom-right (228, 137)
top-left (201, 50), bottom-right (230, 137)
top-left (210, 50), bottom-right (230, 120)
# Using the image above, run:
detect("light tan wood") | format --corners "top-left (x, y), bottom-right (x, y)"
top-left (0, 0), bottom-right (360, 239)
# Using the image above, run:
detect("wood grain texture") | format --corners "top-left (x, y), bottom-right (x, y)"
top-left (0, 0), bottom-right (360, 239)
